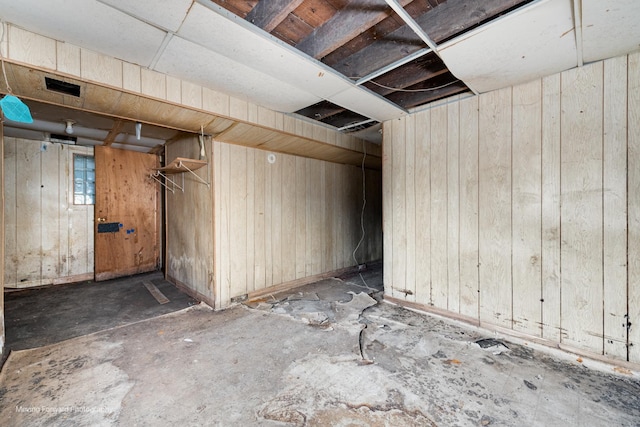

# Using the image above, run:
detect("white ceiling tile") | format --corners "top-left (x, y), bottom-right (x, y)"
top-left (439, 0), bottom-right (577, 93)
top-left (179, 3), bottom-right (354, 99)
top-left (96, 0), bottom-right (193, 32)
top-left (0, 0), bottom-right (167, 66)
top-left (179, 3), bottom-right (406, 119)
top-left (582, 0), bottom-right (640, 63)
top-left (153, 36), bottom-right (322, 113)
top-left (330, 87), bottom-right (407, 122)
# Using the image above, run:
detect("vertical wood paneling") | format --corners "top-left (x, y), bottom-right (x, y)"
top-left (603, 56), bottom-right (628, 359)
top-left (16, 141), bottom-right (43, 286)
top-left (80, 49), bottom-right (122, 87)
top-left (229, 145), bottom-right (247, 297)
top-left (181, 81), bottom-right (202, 109)
top-left (541, 73), bottom-right (562, 342)
top-left (4, 140), bottom-right (93, 288)
top-left (512, 80), bottom-right (543, 336)
top-left (322, 163), bottom-right (334, 273)
top-left (560, 62), bottom-right (604, 353)
top-left (478, 87), bottom-right (512, 328)
top-left (430, 106), bottom-right (448, 307)
top-left (213, 142), bottom-right (382, 304)
top-left (405, 115), bottom-right (416, 301)
top-left (628, 52), bottom-right (640, 363)
top-left (459, 96), bottom-right (479, 318)
top-left (253, 150), bottom-right (266, 291)
top-left (4, 139), bottom-right (17, 286)
top-left (219, 142), bottom-right (231, 304)
top-left (334, 164), bottom-right (345, 269)
top-left (281, 155), bottom-right (297, 282)
top-left (204, 88), bottom-right (230, 117)
top-left (213, 140), bottom-right (222, 304)
top-left (264, 152), bottom-right (273, 287)
top-left (40, 143), bottom-right (60, 282)
top-left (271, 154), bottom-right (283, 286)
top-left (58, 146), bottom-right (71, 279)
top-left (383, 121), bottom-right (394, 296)
top-left (8, 26), bottom-right (56, 69)
top-left (246, 149), bottom-right (256, 292)
top-left (384, 53), bottom-right (636, 363)
top-left (166, 137), bottom-right (214, 304)
top-left (295, 157), bottom-right (307, 279)
top-left (122, 62), bottom-right (141, 93)
top-left (391, 119), bottom-right (406, 299)
top-left (414, 110), bottom-right (431, 305)
top-left (56, 41), bottom-right (81, 76)
top-left (166, 75), bottom-right (182, 103)
top-left (140, 69), bottom-right (166, 99)
top-left (447, 99), bottom-right (460, 312)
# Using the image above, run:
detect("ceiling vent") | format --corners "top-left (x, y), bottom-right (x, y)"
top-left (45, 77), bottom-right (81, 97)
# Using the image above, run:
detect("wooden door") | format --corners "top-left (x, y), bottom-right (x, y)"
top-left (94, 146), bottom-right (159, 281)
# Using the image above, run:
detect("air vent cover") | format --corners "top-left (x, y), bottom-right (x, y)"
top-left (45, 77), bottom-right (81, 97)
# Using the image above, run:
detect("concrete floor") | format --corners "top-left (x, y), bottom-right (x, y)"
top-left (1, 267), bottom-right (639, 426)
top-left (2, 271), bottom-right (197, 366)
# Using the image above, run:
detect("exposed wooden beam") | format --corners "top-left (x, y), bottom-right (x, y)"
top-left (332, 0), bottom-right (527, 78)
top-left (296, 0), bottom-right (413, 59)
top-left (103, 119), bottom-right (124, 146)
top-left (246, 0), bottom-right (305, 32)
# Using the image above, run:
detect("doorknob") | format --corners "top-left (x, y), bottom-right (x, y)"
top-left (97, 217), bottom-right (107, 222)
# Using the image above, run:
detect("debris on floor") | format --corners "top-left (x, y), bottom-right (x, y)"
top-left (2, 266), bottom-right (640, 426)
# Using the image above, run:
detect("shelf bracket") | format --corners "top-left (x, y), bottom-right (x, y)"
top-left (178, 160), bottom-right (210, 188)
top-left (150, 171), bottom-right (184, 193)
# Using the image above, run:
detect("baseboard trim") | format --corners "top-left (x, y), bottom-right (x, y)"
top-left (247, 264), bottom-right (368, 302)
top-left (166, 274), bottom-right (216, 309)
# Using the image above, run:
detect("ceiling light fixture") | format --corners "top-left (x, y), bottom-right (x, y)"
top-left (135, 122), bottom-right (142, 140)
top-left (65, 120), bottom-right (75, 134)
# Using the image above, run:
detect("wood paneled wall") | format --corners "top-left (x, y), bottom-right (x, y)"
top-left (4, 139), bottom-right (94, 288)
top-left (165, 136), bottom-right (215, 307)
top-left (384, 52), bottom-right (640, 363)
top-left (214, 141), bottom-right (382, 307)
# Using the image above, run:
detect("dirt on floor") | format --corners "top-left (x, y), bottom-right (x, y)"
top-left (1, 272), bottom-right (639, 426)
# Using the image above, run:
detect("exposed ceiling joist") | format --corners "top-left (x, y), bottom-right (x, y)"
top-left (296, 0), bottom-right (412, 59)
top-left (246, 0), bottom-right (305, 32)
top-left (103, 119), bottom-right (124, 146)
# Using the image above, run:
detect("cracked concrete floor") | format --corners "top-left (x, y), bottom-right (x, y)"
top-left (1, 270), bottom-right (639, 426)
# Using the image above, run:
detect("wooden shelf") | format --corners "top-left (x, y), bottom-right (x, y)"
top-left (155, 157), bottom-right (207, 174)
top-left (150, 157), bottom-right (209, 192)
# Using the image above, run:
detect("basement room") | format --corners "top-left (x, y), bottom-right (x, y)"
top-left (0, 0), bottom-right (639, 425)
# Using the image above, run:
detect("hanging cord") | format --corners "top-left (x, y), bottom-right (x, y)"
top-left (0, 20), bottom-right (13, 95)
top-left (352, 140), bottom-right (374, 291)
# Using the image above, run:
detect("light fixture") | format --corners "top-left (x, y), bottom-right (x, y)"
top-left (65, 120), bottom-right (75, 134)
top-left (135, 122), bottom-right (142, 140)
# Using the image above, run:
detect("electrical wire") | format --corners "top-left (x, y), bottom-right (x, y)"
top-left (0, 20), bottom-right (13, 95)
top-left (351, 140), bottom-right (374, 291)
top-left (367, 78), bottom-right (461, 93)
